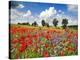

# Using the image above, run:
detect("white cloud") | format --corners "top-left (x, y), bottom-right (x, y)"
top-left (10, 9), bottom-right (40, 25)
top-left (67, 5), bottom-right (78, 12)
top-left (23, 10), bottom-right (31, 17)
top-left (17, 4), bottom-right (24, 8)
top-left (58, 10), bottom-right (62, 13)
top-left (68, 19), bottom-right (78, 26)
top-left (11, 9), bottom-right (23, 20)
top-left (58, 10), bottom-right (64, 14)
top-left (39, 7), bottom-right (57, 19)
top-left (10, 9), bottom-right (33, 24)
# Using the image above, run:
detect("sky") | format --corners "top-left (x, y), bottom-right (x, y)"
top-left (10, 1), bottom-right (78, 26)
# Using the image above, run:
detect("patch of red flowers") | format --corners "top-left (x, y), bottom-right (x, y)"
top-left (19, 42), bottom-right (27, 52)
top-left (45, 43), bottom-right (49, 48)
top-left (11, 39), bottom-right (18, 44)
top-left (43, 51), bottom-right (49, 57)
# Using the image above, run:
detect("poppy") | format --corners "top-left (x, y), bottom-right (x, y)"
top-left (19, 42), bottom-right (27, 52)
top-left (43, 51), bottom-right (49, 57)
top-left (45, 43), bottom-right (49, 48)
top-left (11, 39), bottom-right (18, 44)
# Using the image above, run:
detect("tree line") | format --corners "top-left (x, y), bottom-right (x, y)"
top-left (18, 18), bottom-right (68, 29)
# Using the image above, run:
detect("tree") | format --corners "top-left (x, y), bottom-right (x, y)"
top-left (53, 18), bottom-right (58, 27)
top-left (62, 18), bottom-right (68, 29)
top-left (18, 22), bottom-right (30, 26)
top-left (46, 23), bottom-right (49, 27)
top-left (32, 21), bottom-right (38, 26)
top-left (18, 22), bottom-right (21, 25)
top-left (26, 22), bottom-right (30, 26)
top-left (42, 20), bottom-right (45, 26)
top-left (22, 23), bottom-right (27, 25)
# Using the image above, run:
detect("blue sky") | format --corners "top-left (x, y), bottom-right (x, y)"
top-left (17, 2), bottom-right (67, 13)
top-left (10, 1), bottom-right (78, 26)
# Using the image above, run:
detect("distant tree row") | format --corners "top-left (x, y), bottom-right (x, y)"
top-left (18, 18), bottom-right (68, 29)
top-left (18, 21), bottom-right (38, 26)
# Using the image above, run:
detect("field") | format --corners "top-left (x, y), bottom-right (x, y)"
top-left (9, 24), bottom-right (78, 59)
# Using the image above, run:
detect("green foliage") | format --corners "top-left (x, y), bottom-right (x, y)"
top-left (27, 50), bottom-right (42, 58)
top-left (32, 21), bottom-right (38, 26)
top-left (42, 20), bottom-right (46, 26)
top-left (53, 18), bottom-right (58, 27)
top-left (62, 18), bottom-right (68, 29)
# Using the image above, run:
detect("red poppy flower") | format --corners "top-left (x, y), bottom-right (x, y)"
top-left (19, 36), bottom-right (26, 41)
top-left (33, 34), bottom-right (39, 40)
top-left (45, 34), bottom-right (49, 40)
top-left (43, 51), bottom-right (49, 57)
top-left (19, 47), bottom-right (25, 52)
top-left (11, 39), bottom-right (18, 44)
top-left (26, 39), bottom-right (32, 46)
top-left (67, 33), bottom-right (72, 38)
top-left (45, 43), bottom-right (49, 48)
top-left (19, 42), bottom-right (27, 52)
top-left (27, 34), bottom-right (31, 38)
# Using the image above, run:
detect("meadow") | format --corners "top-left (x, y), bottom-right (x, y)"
top-left (9, 24), bottom-right (78, 59)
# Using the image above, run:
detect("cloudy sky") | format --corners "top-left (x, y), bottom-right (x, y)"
top-left (10, 1), bottom-right (78, 26)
